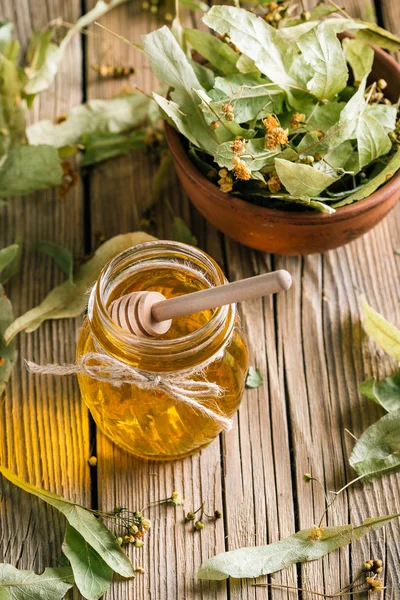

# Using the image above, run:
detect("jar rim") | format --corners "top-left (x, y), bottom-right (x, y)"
top-left (88, 240), bottom-right (236, 370)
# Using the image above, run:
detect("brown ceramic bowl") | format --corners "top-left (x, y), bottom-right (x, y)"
top-left (165, 43), bottom-right (400, 255)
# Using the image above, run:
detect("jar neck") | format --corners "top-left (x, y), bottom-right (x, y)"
top-left (87, 241), bottom-right (236, 373)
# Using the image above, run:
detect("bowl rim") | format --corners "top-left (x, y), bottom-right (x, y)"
top-left (165, 43), bottom-right (400, 225)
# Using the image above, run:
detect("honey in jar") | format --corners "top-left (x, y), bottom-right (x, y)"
top-left (76, 241), bottom-right (248, 460)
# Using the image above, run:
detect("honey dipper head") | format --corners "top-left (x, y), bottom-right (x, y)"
top-left (109, 291), bottom-right (171, 338)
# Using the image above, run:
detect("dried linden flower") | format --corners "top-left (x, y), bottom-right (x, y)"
top-left (268, 175), bottom-right (281, 193)
top-left (195, 520), bottom-right (205, 530)
top-left (377, 78), bottom-right (387, 90)
top-left (211, 120), bottom-right (220, 130)
top-left (262, 114), bottom-right (279, 132)
top-left (366, 576), bottom-right (384, 592)
top-left (309, 525), bottom-right (325, 541)
top-left (230, 138), bottom-right (246, 155)
top-left (290, 112), bottom-right (306, 129)
top-left (233, 161), bottom-right (251, 181)
top-left (265, 127), bottom-right (289, 150)
top-left (303, 473), bottom-right (313, 483)
top-left (88, 456), bottom-right (97, 467)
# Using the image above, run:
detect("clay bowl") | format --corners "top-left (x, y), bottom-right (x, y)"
top-left (165, 44), bottom-right (400, 255)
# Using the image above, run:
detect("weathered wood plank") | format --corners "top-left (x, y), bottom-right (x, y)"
top-left (0, 0), bottom-right (91, 588)
top-left (85, 4), bottom-right (227, 599)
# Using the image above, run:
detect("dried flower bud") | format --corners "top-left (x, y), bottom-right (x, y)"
top-left (211, 120), bottom-right (220, 130)
top-left (186, 511), bottom-right (195, 521)
top-left (305, 155), bottom-right (314, 164)
top-left (303, 473), bottom-right (313, 483)
top-left (301, 10), bottom-right (311, 21)
top-left (88, 456), bottom-right (97, 467)
top-left (222, 103), bottom-right (233, 113)
top-left (136, 566), bottom-right (145, 574)
top-left (214, 510), bottom-right (223, 519)
top-left (116, 537), bottom-right (123, 546)
top-left (130, 525), bottom-right (139, 535)
top-left (170, 491), bottom-right (183, 506)
top-left (114, 506), bottom-right (123, 514)
top-left (225, 112), bottom-right (234, 121)
top-left (134, 539), bottom-right (145, 548)
top-left (123, 535), bottom-right (132, 543)
top-left (195, 520), bottom-right (205, 530)
top-left (377, 78), bottom-right (387, 90)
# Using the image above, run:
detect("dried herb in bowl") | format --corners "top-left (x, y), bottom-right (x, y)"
top-left (142, 1), bottom-right (400, 213)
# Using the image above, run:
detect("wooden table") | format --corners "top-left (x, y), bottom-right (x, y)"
top-left (1, 1), bottom-right (400, 598)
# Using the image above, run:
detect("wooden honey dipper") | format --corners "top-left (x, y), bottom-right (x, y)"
top-left (109, 270), bottom-right (292, 338)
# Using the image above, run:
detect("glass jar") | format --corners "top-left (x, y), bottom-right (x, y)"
top-left (76, 241), bottom-right (248, 460)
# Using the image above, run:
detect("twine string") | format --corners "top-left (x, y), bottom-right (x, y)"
top-left (26, 350), bottom-right (232, 431)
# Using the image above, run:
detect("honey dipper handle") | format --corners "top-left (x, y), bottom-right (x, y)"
top-left (151, 270), bottom-right (292, 323)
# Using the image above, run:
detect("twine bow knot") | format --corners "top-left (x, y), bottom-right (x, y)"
top-left (26, 350), bottom-right (232, 431)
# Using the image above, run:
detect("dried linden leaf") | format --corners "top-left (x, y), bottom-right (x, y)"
top-left (245, 366), bottom-right (263, 389)
top-left (62, 524), bottom-right (113, 600)
top-left (197, 514), bottom-right (400, 580)
top-left (0, 466), bottom-right (135, 579)
top-left (359, 371), bottom-right (400, 414)
top-left (361, 295), bottom-right (400, 361)
top-left (0, 564), bottom-right (73, 600)
top-left (0, 284), bottom-right (17, 396)
top-left (349, 409), bottom-right (400, 481)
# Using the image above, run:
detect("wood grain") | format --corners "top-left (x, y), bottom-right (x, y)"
top-left (0, 1), bottom-right (399, 599)
top-left (0, 1), bottom-right (90, 595)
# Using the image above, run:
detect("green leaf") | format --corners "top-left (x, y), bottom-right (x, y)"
top-left (333, 147), bottom-right (400, 207)
top-left (0, 145), bottom-right (63, 198)
top-left (183, 28), bottom-right (238, 76)
top-left (4, 232), bottom-right (156, 344)
top-left (142, 26), bottom-right (218, 153)
top-left (0, 466), bottom-right (135, 578)
top-left (361, 295), bottom-right (400, 361)
top-left (0, 245), bottom-right (19, 281)
top-left (27, 93), bottom-right (151, 148)
top-left (356, 112), bottom-right (391, 170)
top-left (297, 23), bottom-right (348, 100)
top-left (359, 370), bottom-right (400, 413)
top-left (0, 284), bottom-right (17, 396)
top-left (203, 6), bottom-right (308, 92)
top-left (245, 366), bottom-right (263, 388)
top-left (197, 514), bottom-right (400, 580)
top-left (24, 0), bottom-right (130, 96)
top-left (81, 130), bottom-right (147, 166)
top-left (342, 38), bottom-right (374, 83)
top-left (0, 564), bottom-right (73, 600)
top-left (349, 409), bottom-right (400, 480)
top-left (62, 524), bottom-right (113, 600)
top-left (171, 217), bottom-right (197, 246)
top-left (274, 158), bottom-right (337, 197)
top-left (36, 241), bottom-right (74, 281)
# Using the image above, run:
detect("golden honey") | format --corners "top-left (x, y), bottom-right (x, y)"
top-left (77, 241), bottom-right (248, 460)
